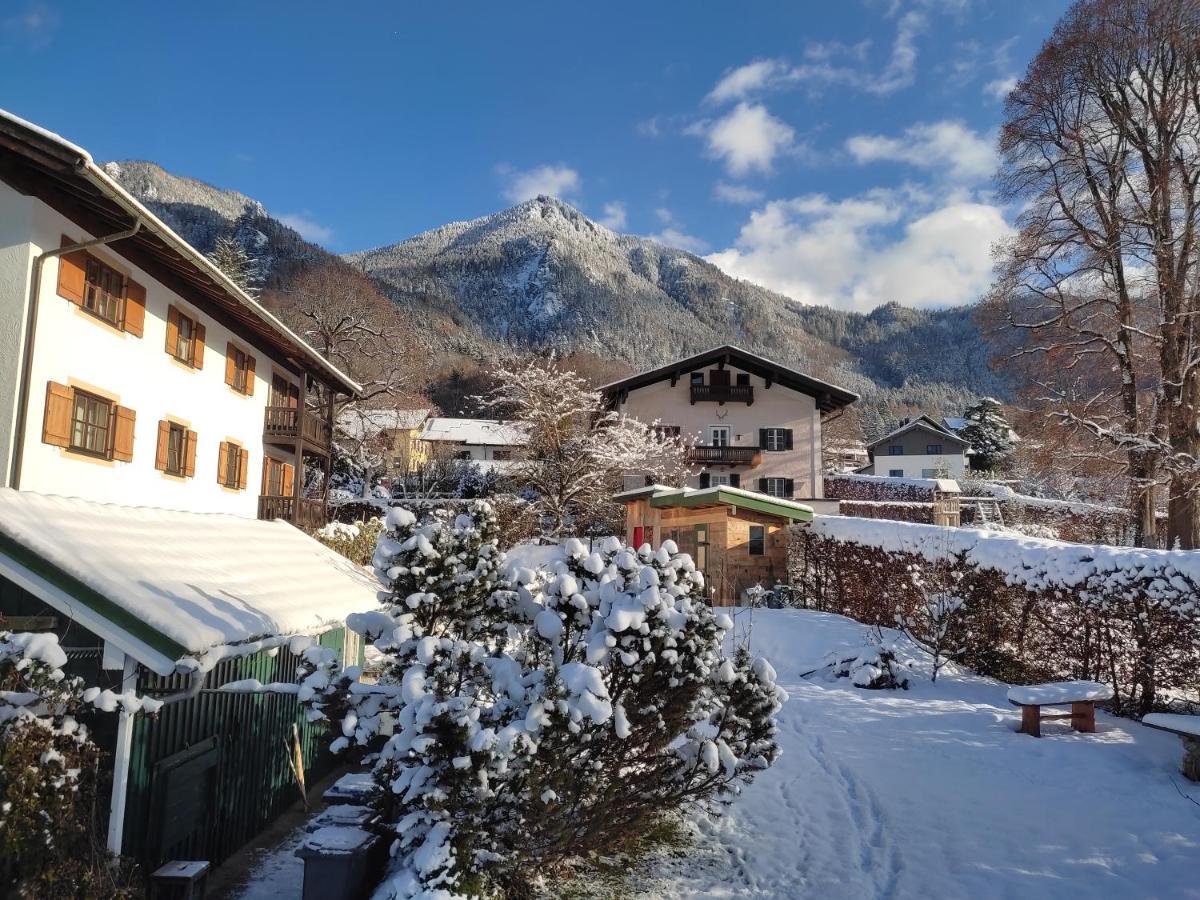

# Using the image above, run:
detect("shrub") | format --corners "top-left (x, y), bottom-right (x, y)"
top-left (300, 502), bottom-right (786, 897)
top-left (312, 517), bottom-right (386, 565)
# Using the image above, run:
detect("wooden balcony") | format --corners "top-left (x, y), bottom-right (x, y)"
top-left (263, 405), bottom-right (331, 451)
top-left (257, 495), bottom-right (328, 530)
top-left (689, 384), bottom-right (754, 405)
top-left (687, 445), bottom-right (762, 466)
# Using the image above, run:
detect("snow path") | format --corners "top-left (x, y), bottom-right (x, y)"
top-left (656, 609), bottom-right (1200, 899)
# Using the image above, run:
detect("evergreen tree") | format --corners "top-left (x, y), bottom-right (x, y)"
top-left (959, 398), bottom-right (1016, 471)
top-left (208, 234), bottom-right (263, 295)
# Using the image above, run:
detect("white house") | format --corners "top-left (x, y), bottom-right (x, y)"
top-left (418, 417), bottom-right (528, 472)
top-left (600, 345), bottom-right (859, 506)
top-left (0, 109), bottom-right (359, 527)
top-left (858, 415), bottom-right (971, 480)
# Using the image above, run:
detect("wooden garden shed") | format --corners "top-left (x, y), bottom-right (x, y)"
top-left (0, 488), bottom-right (380, 869)
top-left (616, 484), bottom-right (813, 603)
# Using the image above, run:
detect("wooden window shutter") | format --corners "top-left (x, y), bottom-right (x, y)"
top-left (759, 428), bottom-right (768, 448)
top-left (184, 430), bottom-right (198, 477)
top-left (729, 473), bottom-right (740, 488)
top-left (155, 420), bottom-right (170, 471)
top-left (217, 441), bottom-right (229, 484)
top-left (784, 478), bottom-right (795, 498)
top-left (784, 428), bottom-right (794, 450)
top-left (699, 472), bottom-right (710, 488)
top-left (123, 280), bottom-right (146, 337)
top-left (245, 354), bottom-right (256, 396)
top-left (282, 461), bottom-right (294, 498)
top-left (224, 344), bottom-right (236, 387)
top-left (42, 381), bottom-right (74, 447)
top-left (238, 448), bottom-right (249, 490)
top-left (55, 236), bottom-right (87, 305)
top-left (112, 406), bottom-right (136, 462)
top-left (757, 478), bottom-right (768, 493)
top-left (261, 457), bottom-right (270, 495)
top-left (165, 306), bottom-right (180, 358)
top-left (193, 323), bottom-right (206, 369)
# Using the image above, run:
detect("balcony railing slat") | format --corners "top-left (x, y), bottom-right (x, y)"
top-left (263, 405), bottom-right (331, 450)
top-left (689, 384), bottom-right (754, 404)
top-left (686, 445), bottom-right (762, 465)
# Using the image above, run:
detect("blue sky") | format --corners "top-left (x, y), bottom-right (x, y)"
top-left (1, 0), bottom-right (1068, 312)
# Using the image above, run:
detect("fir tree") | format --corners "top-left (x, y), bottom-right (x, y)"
top-left (959, 398), bottom-right (1016, 471)
top-left (208, 234), bottom-right (263, 295)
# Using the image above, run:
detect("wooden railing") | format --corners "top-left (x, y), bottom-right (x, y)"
top-left (257, 495), bottom-right (328, 529)
top-left (263, 406), bottom-right (331, 449)
top-left (687, 445), bottom-right (762, 466)
top-left (689, 384), bottom-right (754, 405)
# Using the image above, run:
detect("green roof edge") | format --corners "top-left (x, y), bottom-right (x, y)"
top-left (649, 488), bottom-right (814, 522)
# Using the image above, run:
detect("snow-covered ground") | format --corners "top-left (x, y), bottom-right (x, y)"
top-left (651, 608), bottom-right (1200, 899)
top-left (232, 608), bottom-right (1200, 899)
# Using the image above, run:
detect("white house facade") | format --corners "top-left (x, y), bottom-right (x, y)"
top-left (601, 346), bottom-right (859, 501)
top-left (0, 110), bottom-right (359, 525)
top-left (859, 415), bottom-right (971, 480)
top-left (418, 417), bottom-right (529, 472)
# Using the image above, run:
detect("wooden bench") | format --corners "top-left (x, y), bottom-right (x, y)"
top-left (1142, 713), bottom-right (1200, 782)
top-left (148, 860), bottom-right (210, 899)
top-left (1007, 681), bottom-right (1113, 737)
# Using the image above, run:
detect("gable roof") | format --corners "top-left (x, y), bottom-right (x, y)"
top-left (613, 483), bottom-right (814, 523)
top-left (0, 490), bottom-right (382, 675)
top-left (337, 408), bottom-right (432, 440)
top-left (419, 417), bottom-right (528, 446)
top-left (866, 414), bottom-right (970, 450)
top-left (0, 109), bottom-right (360, 395)
top-left (598, 345), bottom-right (858, 413)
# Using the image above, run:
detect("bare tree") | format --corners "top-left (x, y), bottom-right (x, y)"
top-left (989, 0), bottom-right (1200, 547)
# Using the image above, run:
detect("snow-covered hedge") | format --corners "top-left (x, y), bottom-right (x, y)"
top-left (790, 517), bottom-right (1200, 714)
top-left (300, 501), bottom-right (786, 897)
top-left (837, 500), bottom-right (936, 524)
top-left (825, 474), bottom-right (950, 503)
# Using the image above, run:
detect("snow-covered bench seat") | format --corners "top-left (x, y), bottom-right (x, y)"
top-left (1142, 714), bottom-right (1200, 782)
top-left (1006, 681), bottom-right (1113, 737)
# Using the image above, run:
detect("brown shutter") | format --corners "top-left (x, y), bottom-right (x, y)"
top-left (245, 354), bottom-right (256, 396)
top-left (238, 448), bottom-right (249, 490)
top-left (42, 381), bottom-right (74, 447)
top-left (165, 306), bottom-right (180, 358)
top-left (112, 406), bottom-right (136, 462)
top-left (261, 457), bottom-right (270, 495)
top-left (184, 430), bottom-right (198, 477)
top-left (55, 236), bottom-right (87, 305)
top-left (282, 461), bottom-right (294, 498)
top-left (193, 323), bottom-right (206, 369)
top-left (123, 279), bottom-right (146, 337)
top-left (224, 344), bottom-right (236, 387)
top-left (217, 441), bottom-right (229, 484)
top-left (155, 420), bottom-right (169, 471)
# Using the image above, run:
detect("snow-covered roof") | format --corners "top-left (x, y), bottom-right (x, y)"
top-left (615, 484), bottom-right (814, 522)
top-left (866, 414), bottom-right (970, 450)
top-left (419, 417), bottom-right (528, 447)
top-left (942, 416), bottom-right (968, 433)
top-left (0, 490), bottom-right (382, 676)
top-left (337, 408), bottom-right (431, 440)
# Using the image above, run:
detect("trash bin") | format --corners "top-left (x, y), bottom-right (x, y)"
top-left (295, 826), bottom-right (382, 900)
top-left (304, 803), bottom-right (378, 832)
top-left (322, 771), bottom-right (380, 806)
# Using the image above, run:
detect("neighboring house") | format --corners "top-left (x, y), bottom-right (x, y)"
top-left (418, 416), bottom-right (528, 472)
top-left (0, 489), bottom-right (379, 869)
top-left (825, 438), bottom-right (869, 474)
top-left (600, 345), bottom-right (858, 503)
top-left (616, 483), bottom-right (813, 602)
top-left (336, 407), bottom-right (432, 474)
top-left (859, 415), bottom-right (971, 479)
top-left (0, 110), bottom-right (359, 528)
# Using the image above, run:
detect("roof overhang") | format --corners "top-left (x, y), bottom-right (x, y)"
top-left (0, 108), bottom-right (361, 396)
top-left (599, 345), bottom-right (858, 414)
top-left (866, 415), bottom-right (970, 450)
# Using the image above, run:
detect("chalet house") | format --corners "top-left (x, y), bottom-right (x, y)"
top-left (859, 415), bottom-right (971, 480)
top-left (0, 109), bottom-right (359, 529)
top-left (616, 483), bottom-right (812, 603)
top-left (418, 416), bottom-right (529, 473)
top-left (601, 346), bottom-right (858, 509)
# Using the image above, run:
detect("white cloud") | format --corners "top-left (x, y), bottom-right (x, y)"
top-left (982, 76), bottom-right (1017, 100)
top-left (598, 201), bottom-right (627, 230)
top-left (500, 164), bottom-right (581, 204)
top-left (647, 208), bottom-right (708, 253)
top-left (707, 59), bottom-right (796, 104)
top-left (277, 211), bottom-right (334, 244)
top-left (845, 120), bottom-right (996, 183)
top-left (714, 181), bottom-right (766, 205)
top-left (705, 188), bottom-right (1012, 312)
top-left (691, 102), bottom-right (797, 177)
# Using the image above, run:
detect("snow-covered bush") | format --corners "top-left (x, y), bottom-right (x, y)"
top-left (300, 501), bottom-right (786, 897)
top-left (0, 631), bottom-right (142, 895)
top-left (895, 563), bottom-right (969, 682)
top-left (312, 516), bottom-right (386, 565)
top-left (819, 642), bottom-right (913, 690)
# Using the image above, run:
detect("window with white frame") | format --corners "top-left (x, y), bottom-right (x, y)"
top-left (708, 425), bottom-right (731, 447)
top-left (888, 469), bottom-right (904, 477)
top-left (761, 478), bottom-right (788, 497)
top-left (763, 428), bottom-right (789, 451)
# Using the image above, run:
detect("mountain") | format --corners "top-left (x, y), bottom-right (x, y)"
top-left (104, 164), bottom-right (1007, 429)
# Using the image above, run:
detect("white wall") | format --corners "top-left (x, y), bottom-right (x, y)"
top-left (0, 184), bottom-right (301, 516)
top-left (865, 453), bottom-right (967, 480)
top-left (614, 365), bottom-right (824, 497)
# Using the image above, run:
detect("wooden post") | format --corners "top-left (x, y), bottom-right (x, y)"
top-left (1070, 702), bottom-right (1096, 733)
top-left (1019, 705), bottom-right (1041, 737)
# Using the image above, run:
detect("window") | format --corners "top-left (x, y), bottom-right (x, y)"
top-left (708, 425), bottom-right (731, 447)
top-left (760, 477), bottom-right (791, 498)
top-left (492, 449), bottom-right (512, 461)
top-left (165, 423), bottom-right (188, 475)
top-left (690, 372), bottom-right (704, 385)
top-left (167, 306), bottom-right (205, 368)
top-left (226, 344), bottom-right (254, 395)
top-left (889, 469), bottom-right (904, 477)
top-left (82, 257), bottom-right (124, 326)
top-left (736, 373), bottom-right (750, 386)
top-left (748, 525), bottom-right (765, 556)
top-left (223, 442), bottom-right (242, 488)
top-left (887, 445), bottom-right (904, 456)
top-left (176, 315), bottom-right (193, 364)
top-left (265, 457), bottom-right (287, 495)
top-left (763, 428), bottom-right (790, 452)
top-left (926, 444), bottom-right (944, 455)
top-left (653, 424), bottom-right (681, 439)
top-left (708, 473), bottom-right (731, 487)
top-left (70, 390), bottom-right (112, 457)
top-left (922, 468), bottom-right (938, 478)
